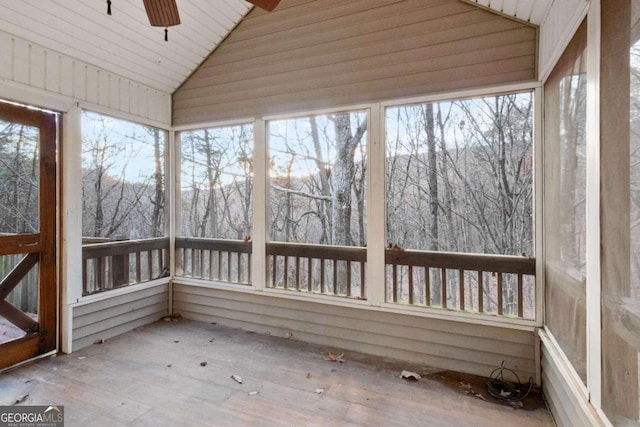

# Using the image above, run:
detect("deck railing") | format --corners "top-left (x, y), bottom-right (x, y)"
top-left (175, 237), bottom-right (252, 285)
top-left (82, 237), bottom-right (169, 296)
top-left (386, 248), bottom-right (536, 319)
top-left (266, 242), bottom-right (366, 299)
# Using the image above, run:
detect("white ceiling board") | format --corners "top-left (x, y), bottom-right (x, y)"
top-left (462, 0), bottom-right (553, 25)
top-left (0, 0), bottom-right (253, 93)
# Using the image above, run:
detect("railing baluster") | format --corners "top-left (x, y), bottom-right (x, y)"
top-left (272, 255), bottom-right (277, 288)
top-left (307, 257), bottom-right (312, 292)
top-left (497, 273), bottom-right (503, 315)
top-left (478, 271), bottom-right (484, 313)
top-left (360, 262), bottom-right (365, 299)
top-left (199, 249), bottom-right (204, 278)
top-left (135, 252), bottom-right (141, 282)
top-left (147, 250), bottom-right (153, 279)
top-left (227, 251), bottom-right (231, 281)
top-left (296, 257), bottom-right (301, 290)
top-left (346, 261), bottom-right (352, 297)
top-left (441, 267), bottom-right (447, 309)
top-left (425, 267), bottom-right (431, 306)
top-left (459, 268), bottom-right (465, 311)
top-left (392, 263), bottom-right (398, 302)
top-left (208, 250), bottom-right (213, 280)
top-left (332, 259), bottom-right (337, 295)
top-left (517, 274), bottom-right (524, 318)
top-left (408, 265), bottom-right (414, 305)
top-left (284, 256), bottom-right (289, 289)
top-left (320, 259), bottom-right (325, 294)
top-left (218, 251), bottom-right (222, 281)
top-left (247, 253), bottom-right (251, 284)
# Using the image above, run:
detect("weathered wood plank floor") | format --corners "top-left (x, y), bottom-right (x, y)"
top-left (0, 320), bottom-right (554, 426)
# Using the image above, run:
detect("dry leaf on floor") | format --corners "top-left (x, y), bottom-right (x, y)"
top-left (324, 352), bottom-right (345, 363)
top-left (173, 340), bottom-right (179, 343)
top-left (464, 390), bottom-right (487, 401)
top-left (460, 382), bottom-right (472, 389)
top-left (77, 356), bottom-right (86, 360)
top-left (400, 370), bottom-right (421, 381)
top-left (248, 391), bottom-right (259, 396)
top-left (167, 364), bottom-right (172, 368)
top-left (134, 326), bottom-right (144, 331)
top-left (284, 332), bottom-right (294, 339)
top-left (200, 361), bottom-right (208, 367)
top-left (209, 338), bottom-right (215, 343)
top-left (231, 374), bottom-right (243, 384)
top-left (306, 373), bottom-right (311, 379)
top-left (93, 339), bottom-right (104, 345)
top-left (509, 400), bottom-right (524, 409)
top-left (315, 388), bottom-right (324, 394)
top-left (13, 394), bottom-right (29, 405)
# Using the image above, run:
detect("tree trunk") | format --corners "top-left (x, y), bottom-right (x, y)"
top-left (150, 128), bottom-right (164, 237)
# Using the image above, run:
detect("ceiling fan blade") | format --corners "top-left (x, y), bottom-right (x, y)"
top-left (143, 0), bottom-right (180, 27)
top-left (246, 0), bottom-right (281, 12)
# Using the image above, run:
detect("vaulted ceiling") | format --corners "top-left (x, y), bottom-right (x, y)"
top-left (0, 0), bottom-right (552, 95)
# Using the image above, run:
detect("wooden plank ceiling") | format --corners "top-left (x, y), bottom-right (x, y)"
top-left (0, 0), bottom-right (552, 95)
top-left (463, 0), bottom-right (553, 24)
top-left (0, 0), bottom-right (253, 94)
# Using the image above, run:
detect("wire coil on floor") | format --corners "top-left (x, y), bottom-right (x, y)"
top-left (486, 361), bottom-right (534, 406)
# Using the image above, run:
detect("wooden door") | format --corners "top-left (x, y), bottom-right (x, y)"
top-left (0, 102), bottom-right (57, 369)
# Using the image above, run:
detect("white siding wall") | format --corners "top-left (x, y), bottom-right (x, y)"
top-left (173, 284), bottom-right (538, 381)
top-left (0, 29), bottom-right (171, 124)
top-left (539, 330), bottom-right (604, 426)
top-left (72, 284), bottom-right (169, 351)
top-left (538, 0), bottom-right (589, 81)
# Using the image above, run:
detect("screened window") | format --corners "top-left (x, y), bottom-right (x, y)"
top-left (266, 111), bottom-right (368, 298)
top-left (176, 124), bottom-right (253, 284)
top-left (81, 111), bottom-right (166, 240)
top-left (179, 125), bottom-right (254, 239)
top-left (268, 112), bottom-right (367, 246)
top-left (543, 20), bottom-right (587, 384)
top-left (386, 93), bottom-right (533, 256)
top-left (385, 92), bottom-right (534, 317)
top-left (0, 120), bottom-right (39, 234)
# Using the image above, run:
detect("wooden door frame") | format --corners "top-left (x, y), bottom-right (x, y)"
top-left (0, 102), bottom-right (58, 368)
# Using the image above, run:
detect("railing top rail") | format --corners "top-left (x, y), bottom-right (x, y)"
top-left (175, 237), bottom-right (252, 253)
top-left (385, 248), bottom-right (535, 275)
top-left (82, 237), bottom-right (169, 259)
top-left (266, 241), bottom-right (367, 262)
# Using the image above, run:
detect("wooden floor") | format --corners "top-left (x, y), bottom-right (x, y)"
top-left (0, 320), bottom-right (554, 426)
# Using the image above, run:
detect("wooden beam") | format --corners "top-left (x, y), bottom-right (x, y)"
top-left (0, 252), bottom-right (39, 300)
top-left (0, 300), bottom-right (38, 332)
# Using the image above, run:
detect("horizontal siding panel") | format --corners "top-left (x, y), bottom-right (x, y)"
top-left (173, 0), bottom-right (537, 125)
top-left (173, 285), bottom-right (536, 379)
top-left (73, 292), bottom-right (167, 329)
top-left (173, 291), bottom-right (534, 359)
top-left (174, 58), bottom-right (535, 124)
top-left (218, 0), bottom-right (467, 56)
top-left (73, 284), bottom-right (169, 317)
top-left (72, 285), bottom-right (169, 351)
top-left (174, 284), bottom-right (534, 344)
top-left (175, 36), bottom-right (535, 107)
top-left (180, 18), bottom-right (529, 92)
top-left (72, 312), bottom-right (166, 352)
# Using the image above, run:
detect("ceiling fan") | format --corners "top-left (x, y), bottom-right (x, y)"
top-left (106, 0), bottom-right (281, 41)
